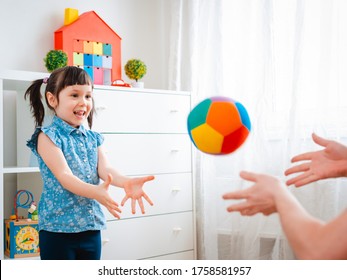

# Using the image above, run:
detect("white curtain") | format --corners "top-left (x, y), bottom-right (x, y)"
top-left (166, 0), bottom-right (347, 259)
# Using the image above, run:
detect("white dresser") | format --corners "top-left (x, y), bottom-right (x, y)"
top-left (92, 86), bottom-right (196, 260)
top-left (0, 70), bottom-right (196, 260)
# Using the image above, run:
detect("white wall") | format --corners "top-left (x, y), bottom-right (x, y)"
top-left (0, 0), bottom-right (170, 89)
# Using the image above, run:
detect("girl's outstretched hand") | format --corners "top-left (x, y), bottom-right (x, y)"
top-left (122, 175), bottom-right (155, 214)
top-left (285, 133), bottom-right (347, 187)
top-left (97, 174), bottom-right (122, 219)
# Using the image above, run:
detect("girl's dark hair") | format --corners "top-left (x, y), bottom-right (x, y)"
top-left (24, 66), bottom-right (95, 128)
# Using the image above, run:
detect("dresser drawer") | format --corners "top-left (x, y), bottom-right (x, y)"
top-left (144, 250), bottom-right (195, 260)
top-left (93, 89), bottom-right (190, 133)
top-left (102, 134), bottom-right (192, 175)
top-left (102, 173), bottom-right (193, 220)
top-left (101, 212), bottom-right (194, 260)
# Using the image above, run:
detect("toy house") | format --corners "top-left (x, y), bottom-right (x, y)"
top-left (54, 9), bottom-right (122, 85)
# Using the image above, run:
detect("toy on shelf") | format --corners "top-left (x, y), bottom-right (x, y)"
top-left (124, 58), bottom-right (147, 88)
top-left (13, 189), bottom-right (35, 220)
top-left (28, 202), bottom-right (38, 221)
top-left (4, 219), bottom-right (40, 258)
top-left (54, 8), bottom-right (122, 85)
top-left (4, 190), bottom-right (40, 258)
top-left (111, 79), bottom-right (131, 88)
top-left (44, 49), bottom-right (68, 72)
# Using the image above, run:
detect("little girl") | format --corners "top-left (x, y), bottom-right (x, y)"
top-left (25, 66), bottom-right (154, 260)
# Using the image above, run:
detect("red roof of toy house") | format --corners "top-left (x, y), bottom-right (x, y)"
top-left (54, 11), bottom-right (122, 84)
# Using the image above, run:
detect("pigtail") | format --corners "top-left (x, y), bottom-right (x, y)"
top-left (24, 66), bottom-right (93, 128)
top-left (87, 98), bottom-right (95, 129)
top-left (87, 109), bottom-right (93, 129)
top-left (24, 79), bottom-right (46, 127)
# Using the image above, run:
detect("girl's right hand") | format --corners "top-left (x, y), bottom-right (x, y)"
top-left (97, 174), bottom-right (122, 219)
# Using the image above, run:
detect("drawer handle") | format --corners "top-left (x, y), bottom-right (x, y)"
top-left (96, 106), bottom-right (107, 111)
top-left (170, 109), bottom-right (179, 113)
top-left (102, 238), bottom-right (110, 245)
top-left (171, 149), bottom-right (180, 153)
top-left (173, 227), bottom-right (182, 233)
top-left (171, 187), bottom-right (181, 192)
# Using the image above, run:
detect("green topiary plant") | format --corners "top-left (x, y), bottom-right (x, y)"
top-left (124, 59), bottom-right (147, 82)
top-left (44, 50), bottom-right (68, 72)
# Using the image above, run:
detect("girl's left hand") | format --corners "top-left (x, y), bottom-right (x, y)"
top-left (121, 175), bottom-right (155, 214)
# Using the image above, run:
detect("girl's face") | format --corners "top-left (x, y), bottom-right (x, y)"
top-left (47, 84), bottom-right (93, 128)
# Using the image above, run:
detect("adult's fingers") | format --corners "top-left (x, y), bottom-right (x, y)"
top-left (312, 133), bottom-right (329, 147)
top-left (226, 201), bottom-right (250, 212)
top-left (285, 162), bottom-right (310, 176)
top-left (239, 171), bottom-right (258, 182)
top-left (222, 190), bottom-right (248, 200)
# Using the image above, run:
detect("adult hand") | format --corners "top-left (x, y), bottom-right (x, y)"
top-left (285, 133), bottom-right (347, 187)
top-left (223, 171), bottom-right (282, 216)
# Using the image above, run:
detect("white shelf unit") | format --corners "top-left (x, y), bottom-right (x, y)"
top-left (1, 70), bottom-right (49, 260)
top-left (0, 70), bottom-right (196, 260)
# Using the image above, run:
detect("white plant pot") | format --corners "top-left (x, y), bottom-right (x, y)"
top-left (131, 81), bottom-right (144, 88)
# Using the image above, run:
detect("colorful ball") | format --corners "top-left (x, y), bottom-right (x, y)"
top-left (187, 96), bottom-right (251, 155)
